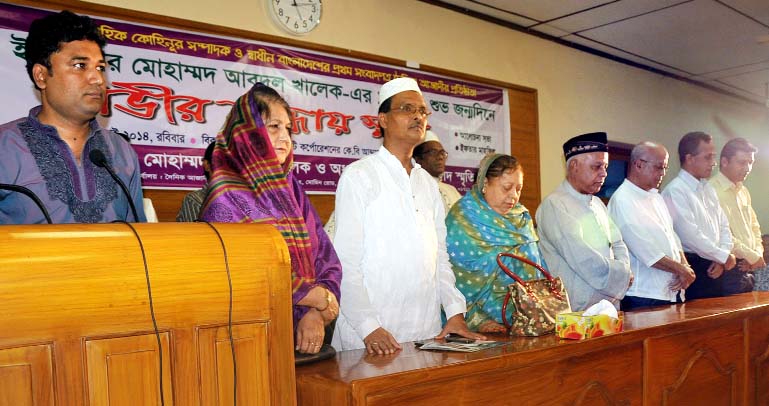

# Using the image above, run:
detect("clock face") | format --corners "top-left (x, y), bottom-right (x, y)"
top-left (269, 0), bottom-right (322, 35)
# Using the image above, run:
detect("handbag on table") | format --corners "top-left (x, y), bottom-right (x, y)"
top-left (498, 252), bottom-right (572, 336)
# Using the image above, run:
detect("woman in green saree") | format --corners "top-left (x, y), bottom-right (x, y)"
top-left (446, 154), bottom-right (546, 333)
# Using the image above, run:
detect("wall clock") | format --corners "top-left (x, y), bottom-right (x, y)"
top-left (268, 0), bottom-right (322, 35)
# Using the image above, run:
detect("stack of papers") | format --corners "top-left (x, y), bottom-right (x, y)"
top-left (414, 340), bottom-right (506, 352)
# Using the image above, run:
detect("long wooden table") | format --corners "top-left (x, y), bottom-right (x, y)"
top-left (296, 292), bottom-right (769, 405)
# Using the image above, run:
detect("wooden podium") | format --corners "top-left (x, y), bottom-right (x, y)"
top-left (0, 223), bottom-right (296, 406)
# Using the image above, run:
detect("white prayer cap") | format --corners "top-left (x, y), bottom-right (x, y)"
top-left (418, 130), bottom-right (441, 147)
top-left (378, 77), bottom-right (422, 108)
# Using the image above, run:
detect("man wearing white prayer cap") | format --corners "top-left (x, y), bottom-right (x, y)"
top-left (332, 77), bottom-right (483, 354)
top-left (414, 130), bottom-right (461, 213)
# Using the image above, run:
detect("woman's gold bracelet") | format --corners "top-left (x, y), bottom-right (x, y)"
top-left (317, 288), bottom-right (332, 312)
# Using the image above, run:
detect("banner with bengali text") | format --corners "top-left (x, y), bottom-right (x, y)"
top-left (0, 3), bottom-right (510, 193)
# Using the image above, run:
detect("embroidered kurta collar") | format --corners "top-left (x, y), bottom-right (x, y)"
top-left (20, 106), bottom-right (116, 223)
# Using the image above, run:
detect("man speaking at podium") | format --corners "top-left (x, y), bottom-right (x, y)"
top-left (0, 10), bottom-right (145, 224)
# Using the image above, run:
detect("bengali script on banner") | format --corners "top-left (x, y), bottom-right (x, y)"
top-left (0, 3), bottom-right (510, 193)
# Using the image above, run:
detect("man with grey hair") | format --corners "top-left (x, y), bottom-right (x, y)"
top-left (710, 137), bottom-right (763, 294)
top-left (662, 132), bottom-right (736, 299)
top-left (608, 142), bottom-right (695, 310)
top-left (537, 132), bottom-right (632, 311)
top-left (332, 77), bottom-right (483, 354)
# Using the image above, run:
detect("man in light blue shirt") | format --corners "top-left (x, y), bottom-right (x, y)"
top-left (537, 132), bottom-right (632, 311)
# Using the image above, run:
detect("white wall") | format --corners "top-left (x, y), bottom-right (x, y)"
top-left (87, 0), bottom-right (769, 228)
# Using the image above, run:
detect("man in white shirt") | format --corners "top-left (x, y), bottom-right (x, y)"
top-left (413, 130), bottom-right (462, 213)
top-left (662, 131), bottom-right (736, 299)
top-left (536, 132), bottom-right (632, 311)
top-left (710, 137), bottom-right (763, 294)
top-left (332, 78), bottom-right (483, 354)
top-left (608, 142), bottom-right (695, 310)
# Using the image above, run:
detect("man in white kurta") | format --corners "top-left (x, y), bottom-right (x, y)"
top-left (662, 131), bottom-right (735, 299)
top-left (536, 132), bottom-right (632, 311)
top-left (332, 78), bottom-right (482, 353)
top-left (608, 142), bottom-right (694, 310)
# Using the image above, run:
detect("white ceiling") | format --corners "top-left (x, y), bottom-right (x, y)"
top-left (425, 0), bottom-right (769, 105)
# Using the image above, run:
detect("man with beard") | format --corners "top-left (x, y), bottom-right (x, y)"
top-left (608, 142), bottom-right (694, 310)
top-left (0, 10), bottom-right (145, 223)
top-left (536, 132), bottom-right (632, 311)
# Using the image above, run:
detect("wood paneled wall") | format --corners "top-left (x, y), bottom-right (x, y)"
top-left (508, 88), bottom-right (541, 217)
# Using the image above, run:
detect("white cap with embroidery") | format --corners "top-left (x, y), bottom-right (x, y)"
top-left (378, 77), bottom-right (422, 108)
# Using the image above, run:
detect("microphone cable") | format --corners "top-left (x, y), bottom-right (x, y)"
top-left (119, 221), bottom-right (165, 406)
top-left (202, 221), bottom-right (237, 406)
top-left (0, 183), bottom-right (53, 224)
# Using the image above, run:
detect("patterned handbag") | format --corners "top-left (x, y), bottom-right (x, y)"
top-left (498, 252), bottom-right (572, 336)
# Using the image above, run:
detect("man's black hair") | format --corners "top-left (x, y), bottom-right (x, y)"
top-left (25, 10), bottom-right (106, 90)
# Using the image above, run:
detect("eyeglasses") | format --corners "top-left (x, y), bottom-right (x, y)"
top-left (422, 149), bottom-right (448, 159)
top-left (639, 159), bottom-right (668, 172)
top-left (392, 103), bottom-right (432, 117)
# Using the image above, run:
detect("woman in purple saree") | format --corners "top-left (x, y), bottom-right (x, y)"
top-left (200, 83), bottom-right (341, 355)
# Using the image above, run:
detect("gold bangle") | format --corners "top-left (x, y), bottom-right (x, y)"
top-left (317, 288), bottom-right (332, 312)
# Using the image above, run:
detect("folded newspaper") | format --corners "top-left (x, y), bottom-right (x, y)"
top-left (415, 340), bottom-right (506, 352)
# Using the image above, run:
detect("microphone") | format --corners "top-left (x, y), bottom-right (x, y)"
top-left (0, 183), bottom-right (53, 224)
top-left (89, 149), bottom-right (139, 222)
